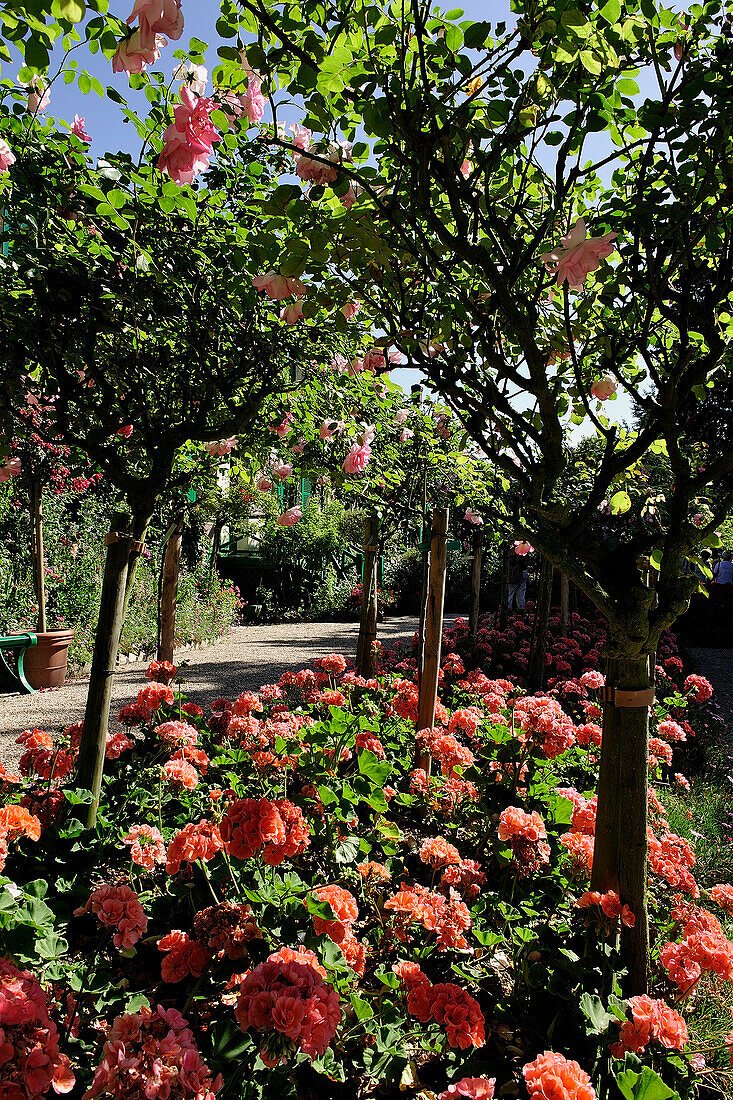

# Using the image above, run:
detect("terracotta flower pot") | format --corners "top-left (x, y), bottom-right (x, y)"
top-left (23, 629), bottom-right (74, 690)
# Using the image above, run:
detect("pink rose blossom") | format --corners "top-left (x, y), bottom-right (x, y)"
top-left (290, 123), bottom-right (312, 151)
top-left (0, 139), bottom-right (15, 173)
top-left (256, 473), bottom-right (274, 491)
top-left (206, 437), bottom-right (237, 457)
top-left (343, 444), bottom-right (372, 475)
top-left (514, 541), bottom-right (533, 555)
top-left (252, 272), bottom-right (307, 300)
top-left (465, 508), bottom-right (483, 525)
top-left (158, 88), bottom-right (221, 186)
top-left (590, 375), bottom-right (617, 401)
top-left (71, 115), bottom-right (92, 143)
top-left (459, 159), bottom-right (471, 178)
top-left (240, 77), bottom-right (267, 124)
top-left (361, 424), bottom-right (376, 446)
top-left (540, 217), bottom-right (618, 290)
top-left (341, 302), bottom-right (360, 320)
top-left (271, 462), bottom-right (293, 481)
top-left (320, 419), bottom-right (344, 440)
top-left (276, 506), bottom-right (302, 527)
top-left (400, 427), bottom-right (414, 442)
top-left (0, 457), bottom-right (21, 481)
top-left (174, 61), bottom-right (208, 95)
top-left (127, 0), bottom-right (183, 50)
top-left (394, 409), bottom-right (410, 426)
top-left (112, 28), bottom-right (164, 74)
top-left (280, 302), bottom-right (304, 324)
top-left (26, 77), bottom-right (50, 113)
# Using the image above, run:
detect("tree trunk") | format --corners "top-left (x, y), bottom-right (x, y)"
top-left (469, 529), bottom-right (482, 640)
top-left (560, 572), bottom-right (570, 637)
top-left (498, 541), bottom-right (510, 629)
top-left (76, 513), bottom-right (135, 828)
top-left (417, 523), bottom-right (430, 685)
top-left (31, 478), bottom-right (46, 634)
top-left (158, 513), bottom-right (184, 665)
top-left (208, 516), bottom-right (223, 579)
top-left (356, 515), bottom-right (379, 677)
top-left (591, 653), bottom-right (652, 995)
top-left (528, 556), bottom-right (553, 693)
top-left (417, 508), bottom-right (449, 732)
top-left (121, 507), bottom-right (153, 626)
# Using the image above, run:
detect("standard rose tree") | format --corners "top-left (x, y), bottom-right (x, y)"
top-left (217, 0), bottom-right (733, 992)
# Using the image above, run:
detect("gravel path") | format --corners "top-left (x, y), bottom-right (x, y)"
top-left (0, 616), bottom-right (436, 768)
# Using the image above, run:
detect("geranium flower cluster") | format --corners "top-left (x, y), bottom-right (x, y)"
top-left (234, 956), bottom-right (341, 1064)
top-left (0, 956), bottom-right (75, 1099)
top-left (74, 884), bottom-right (147, 951)
top-left (166, 819), bottom-right (223, 874)
top-left (576, 890), bottom-right (635, 929)
top-left (221, 797), bottom-right (310, 865)
top-left (122, 823), bottom-right (166, 871)
top-left (403, 974), bottom-right (485, 1049)
top-left (85, 1004), bottom-right (221, 1099)
top-left (660, 906), bottom-right (733, 992)
top-left (514, 696), bottom-right (577, 759)
top-left (385, 883), bottom-right (472, 951)
top-left (310, 886), bottom-right (365, 974)
top-left (610, 995), bottom-right (688, 1056)
top-left (497, 807), bottom-right (551, 876)
top-left (0, 804), bottom-right (41, 873)
top-left (523, 1051), bottom-right (596, 1100)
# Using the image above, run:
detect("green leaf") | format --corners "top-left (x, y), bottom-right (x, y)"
top-left (580, 49), bottom-right (603, 75)
top-left (56, 0), bottom-right (86, 21)
top-left (357, 749), bottom-right (392, 786)
top-left (609, 490), bottom-right (631, 515)
top-left (599, 0), bottom-right (622, 24)
top-left (579, 992), bottom-right (612, 1034)
top-left (614, 1068), bottom-right (675, 1100)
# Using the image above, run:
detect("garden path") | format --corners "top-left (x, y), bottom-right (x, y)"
top-left (0, 616), bottom-right (446, 768)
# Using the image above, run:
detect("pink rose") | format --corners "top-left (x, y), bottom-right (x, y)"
top-left (459, 159), bottom-right (471, 178)
top-left (127, 0), bottom-right (183, 50)
top-left (400, 428), bottom-right (414, 442)
top-left (295, 154), bottom-right (339, 186)
top-left (240, 77), bottom-right (266, 124)
top-left (341, 302), bottom-right (360, 321)
top-left (206, 437), bottom-right (237, 457)
top-left (256, 473), bottom-right (274, 491)
top-left (280, 302), bottom-right (304, 325)
top-left (271, 463), bottom-right (292, 481)
top-left (0, 457), bottom-right (21, 481)
top-left (252, 272), bottom-right (307, 300)
top-left (514, 541), bottom-right (533, 556)
top-left (71, 115), bottom-right (92, 143)
top-left (540, 217), bottom-right (618, 290)
top-left (113, 29), bottom-right (164, 74)
top-left (464, 508), bottom-right (483, 525)
top-left (394, 409), bottom-right (410, 425)
top-left (590, 375), bottom-right (617, 401)
top-left (175, 61), bottom-right (208, 95)
top-left (27, 77), bottom-right (50, 113)
top-left (290, 123), bottom-right (312, 152)
top-left (363, 348), bottom-right (387, 373)
top-left (320, 420), bottom-right (343, 439)
top-left (276, 506), bottom-right (302, 527)
top-left (342, 444), bottom-right (371, 475)
top-left (0, 139), bottom-right (15, 173)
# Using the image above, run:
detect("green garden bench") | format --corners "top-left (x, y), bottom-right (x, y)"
top-left (0, 633), bottom-right (37, 694)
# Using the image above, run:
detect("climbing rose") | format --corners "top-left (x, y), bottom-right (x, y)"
top-left (0, 140), bottom-right (14, 174)
top-left (280, 302), bottom-right (304, 324)
top-left (540, 217), bottom-right (617, 290)
top-left (591, 375), bottom-right (617, 401)
top-left (158, 88), bottom-right (221, 186)
top-left (206, 437), bottom-right (237, 456)
top-left (341, 301), bottom-right (360, 320)
top-left (0, 455), bottom-right (20, 478)
top-left (26, 77), bottom-right (50, 113)
top-left (342, 443), bottom-right (371, 475)
top-left (71, 115), bottom-right (92, 142)
top-left (271, 462), bottom-right (293, 480)
top-left (256, 473), bottom-right (274, 491)
top-left (464, 507), bottom-right (483, 525)
top-left (252, 272), bottom-right (307, 299)
top-left (439, 1079), bottom-right (495, 1100)
top-left (240, 76), bottom-right (266, 123)
top-left (514, 540), bottom-right (533, 555)
top-left (523, 1051), bottom-right (596, 1100)
top-left (276, 506), bottom-right (302, 527)
top-left (126, 0), bottom-right (184, 50)
top-left (112, 29), bottom-right (163, 74)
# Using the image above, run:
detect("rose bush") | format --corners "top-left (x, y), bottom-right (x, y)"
top-left (0, 639), bottom-right (728, 1099)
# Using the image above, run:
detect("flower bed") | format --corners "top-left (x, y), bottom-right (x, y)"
top-left (0, 647), bottom-right (730, 1099)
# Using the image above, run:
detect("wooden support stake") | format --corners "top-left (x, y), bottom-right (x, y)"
top-left (469, 529), bottom-right (482, 640)
top-left (32, 478), bottom-right (46, 634)
top-left (76, 512), bottom-right (133, 828)
top-left (417, 508), bottom-right (449, 734)
top-left (158, 513), bottom-right (184, 665)
top-left (356, 515), bottom-right (379, 677)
